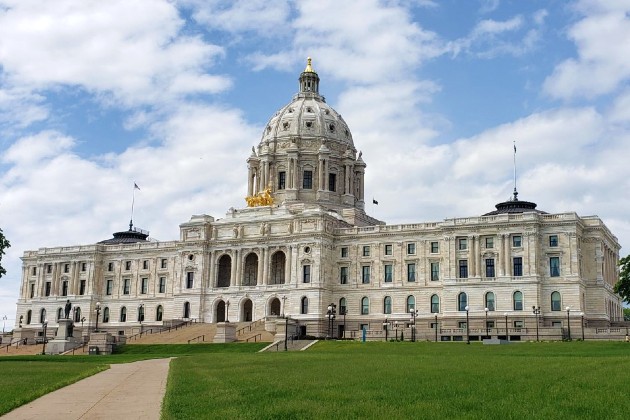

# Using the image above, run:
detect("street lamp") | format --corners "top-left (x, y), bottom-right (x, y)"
top-left (383, 318), bottom-right (389, 341)
top-left (484, 307), bottom-right (489, 338)
top-left (281, 295), bottom-right (287, 317)
top-left (409, 308), bottom-right (418, 342)
top-left (341, 306), bottom-right (347, 339)
top-left (41, 319), bottom-right (48, 355)
top-left (394, 321), bottom-right (399, 342)
top-left (566, 306), bottom-right (571, 341)
top-left (434, 314), bottom-right (438, 342)
top-left (284, 314), bottom-right (289, 351)
top-left (532, 306), bottom-right (540, 342)
top-left (94, 302), bottom-right (101, 333)
top-left (226, 300), bottom-right (230, 323)
top-left (580, 312), bottom-right (585, 341)
top-left (2, 315), bottom-right (6, 334)
top-left (326, 303), bottom-right (336, 339)
top-left (465, 306), bottom-right (470, 344)
top-left (504, 312), bottom-right (509, 342)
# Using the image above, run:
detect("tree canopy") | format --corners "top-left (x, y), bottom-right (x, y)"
top-left (613, 254), bottom-right (630, 305)
top-left (0, 228), bottom-right (9, 279)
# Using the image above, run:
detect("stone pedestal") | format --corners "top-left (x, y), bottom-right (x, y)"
top-left (274, 318), bottom-right (298, 342)
top-left (46, 319), bottom-right (80, 354)
top-left (87, 332), bottom-right (115, 355)
top-left (214, 322), bottom-right (236, 343)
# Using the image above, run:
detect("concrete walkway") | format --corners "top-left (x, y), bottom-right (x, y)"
top-left (2, 358), bottom-right (172, 420)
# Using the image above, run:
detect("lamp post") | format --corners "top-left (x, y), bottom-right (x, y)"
top-left (326, 303), bottom-right (336, 339)
top-left (394, 321), bottom-right (399, 342)
top-left (434, 314), bottom-right (438, 342)
top-left (504, 312), bottom-right (509, 342)
top-left (465, 306), bottom-right (470, 344)
top-left (484, 307), bottom-right (489, 338)
top-left (410, 309), bottom-right (418, 342)
top-left (281, 295), bottom-right (287, 317)
top-left (580, 312), bottom-right (585, 341)
top-left (2, 315), bottom-right (6, 334)
top-left (566, 306), bottom-right (571, 341)
top-left (226, 300), bottom-right (230, 323)
top-left (341, 307), bottom-right (347, 339)
top-left (383, 318), bottom-right (389, 342)
top-left (532, 306), bottom-right (540, 342)
top-left (41, 319), bottom-right (48, 355)
top-left (94, 302), bottom-right (101, 333)
top-left (284, 314), bottom-right (289, 351)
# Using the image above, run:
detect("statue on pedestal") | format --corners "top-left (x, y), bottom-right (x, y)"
top-left (64, 300), bottom-right (72, 319)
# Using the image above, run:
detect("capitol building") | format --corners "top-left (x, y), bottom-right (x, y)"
top-left (13, 60), bottom-right (624, 342)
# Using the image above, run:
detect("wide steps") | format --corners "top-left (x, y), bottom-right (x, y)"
top-left (130, 323), bottom-right (217, 344)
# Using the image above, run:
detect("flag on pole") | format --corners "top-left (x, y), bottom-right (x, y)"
top-left (134, 182), bottom-right (141, 190)
top-left (514, 142), bottom-right (516, 153)
top-left (373, 198), bottom-right (379, 205)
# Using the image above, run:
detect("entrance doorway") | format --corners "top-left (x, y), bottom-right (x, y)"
top-left (269, 298), bottom-right (281, 316)
top-left (216, 300), bottom-right (226, 322)
top-left (243, 299), bottom-right (253, 322)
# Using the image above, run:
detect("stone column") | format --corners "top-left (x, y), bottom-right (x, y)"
top-left (235, 250), bottom-right (242, 286)
top-left (230, 250), bottom-right (237, 287)
top-left (285, 246), bottom-right (292, 285)
top-left (256, 249), bottom-right (264, 286)
top-left (262, 248), bottom-right (269, 286)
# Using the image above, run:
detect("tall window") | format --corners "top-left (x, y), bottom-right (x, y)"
top-left (513, 257), bottom-right (523, 277)
top-left (56, 307), bottom-right (63, 321)
top-left (362, 266), bottom-right (370, 284)
top-left (340, 267), bottom-right (348, 284)
top-left (458, 293), bottom-right (468, 311)
top-left (430, 242), bottom-right (439, 253)
top-left (79, 280), bottom-right (86, 295)
top-left (431, 295), bottom-right (440, 313)
top-left (550, 257), bottom-right (560, 277)
top-left (30, 284), bottom-right (35, 298)
top-left (141, 278), bottom-right (148, 294)
top-left (161, 258), bottom-right (167, 269)
top-left (303, 170), bottom-right (313, 189)
top-left (137, 305), bottom-right (145, 322)
top-left (485, 292), bottom-right (495, 311)
top-left (300, 297), bottom-right (308, 314)
top-left (120, 307), bottom-right (127, 322)
top-left (186, 272), bottom-right (194, 289)
top-left (431, 262), bottom-right (439, 281)
top-left (74, 307), bottom-right (81, 323)
top-left (406, 295), bottom-right (415, 312)
top-left (485, 237), bottom-right (494, 248)
top-left (64, 264), bottom-right (69, 273)
top-left (551, 291), bottom-right (561, 311)
top-left (341, 247), bottom-right (348, 258)
top-left (303, 265), bottom-right (311, 283)
top-left (407, 263), bottom-right (416, 282)
top-left (108, 262), bottom-right (114, 271)
top-left (513, 291), bottom-right (523, 311)
top-left (385, 244), bottom-right (393, 255)
top-left (549, 235), bottom-right (558, 247)
top-left (156, 305), bottom-right (163, 321)
top-left (159, 277), bottom-right (166, 293)
top-left (106, 279), bottom-right (113, 296)
top-left (459, 260), bottom-right (468, 278)
top-left (143, 260), bottom-right (149, 270)
top-left (485, 259), bottom-right (495, 278)
top-left (62, 281), bottom-right (68, 296)
top-left (458, 238), bottom-right (468, 250)
top-left (26, 310), bottom-right (32, 325)
top-left (361, 297), bottom-right (369, 315)
top-left (40, 308), bottom-right (46, 324)
top-left (383, 296), bottom-right (392, 314)
top-left (123, 279), bottom-right (130, 295)
top-left (384, 264), bottom-right (393, 282)
top-left (125, 261), bottom-right (131, 270)
top-left (278, 171), bottom-right (286, 189)
top-left (407, 243), bottom-right (416, 255)
top-left (103, 307), bottom-right (110, 323)
top-left (328, 173), bottom-right (336, 192)
top-left (512, 235), bottom-right (522, 247)
top-left (339, 297), bottom-right (347, 315)
top-left (45, 282), bottom-right (51, 296)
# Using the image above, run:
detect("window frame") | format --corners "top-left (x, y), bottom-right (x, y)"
top-left (303, 170), bottom-right (313, 189)
top-left (302, 265), bottom-right (311, 283)
top-left (361, 266), bottom-right (370, 284)
top-left (430, 242), bottom-right (439, 253)
top-left (361, 297), bottom-right (369, 315)
top-left (430, 294), bottom-right (440, 313)
top-left (407, 263), bottom-right (416, 282)
top-left (459, 260), bottom-right (468, 279)
top-left (513, 291), bottom-right (523, 311)
top-left (550, 257), bottom-right (560, 277)
top-left (513, 257), bottom-right (523, 277)
top-left (512, 235), bottom-right (522, 247)
top-left (458, 292), bottom-right (468, 311)
top-left (384, 264), bottom-right (393, 283)
top-left (549, 235), bottom-right (558, 247)
top-left (340, 267), bottom-right (348, 284)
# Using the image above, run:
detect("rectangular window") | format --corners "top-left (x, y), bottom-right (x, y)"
top-left (186, 272), bottom-right (194, 289)
top-left (430, 242), bottom-right (439, 253)
top-left (459, 260), bottom-right (468, 278)
top-left (340, 267), bottom-right (348, 284)
top-left (362, 246), bottom-right (370, 257)
top-left (278, 171), bottom-right (286, 190)
top-left (45, 282), bottom-right (51, 296)
top-left (125, 261), bottom-right (131, 270)
top-left (108, 262), bottom-right (114, 272)
top-left (64, 264), bottom-right (69, 273)
top-left (458, 321), bottom-right (467, 329)
top-left (328, 173), bottom-right (336, 192)
top-left (485, 259), bottom-right (495, 278)
top-left (384, 244), bottom-right (393, 256)
top-left (550, 257), bottom-right (560, 277)
top-left (31, 266), bottom-right (37, 276)
top-left (549, 235), bottom-right (558, 247)
top-left (303, 265), bottom-right (311, 283)
top-left (407, 263), bottom-right (416, 282)
top-left (79, 280), bottom-right (86, 295)
top-left (303, 170), bottom-right (313, 189)
top-left (407, 243), bottom-right (416, 255)
top-left (141, 278), bottom-right (148, 294)
top-left (458, 238), bottom-right (468, 250)
top-left (485, 237), bottom-right (494, 248)
top-left (123, 279), bottom-right (130, 295)
top-left (30, 284), bottom-right (35, 298)
top-left (81, 262), bottom-right (87, 272)
top-left (159, 277), bottom-right (166, 293)
top-left (513, 235), bottom-right (522, 247)
top-left (46, 264), bottom-right (52, 274)
top-left (143, 260), bottom-right (149, 270)
top-left (161, 258), bottom-right (167, 269)
top-left (341, 247), bottom-right (348, 258)
top-left (431, 262), bottom-right (440, 281)
top-left (384, 264), bottom-right (393, 282)
top-left (106, 279), bottom-right (113, 296)
top-left (513, 257), bottom-right (523, 277)
top-left (61, 281), bottom-right (68, 296)
top-left (513, 320), bottom-right (524, 328)
top-left (362, 266), bottom-right (370, 284)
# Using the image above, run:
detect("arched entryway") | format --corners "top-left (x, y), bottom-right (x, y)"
top-left (270, 251), bottom-right (286, 284)
top-left (243, 253), bottom-right (258, 286)
top-left (183, 301), bottom-right (191, 319)
top-left (216, 300), bottom-right (226, 322)
top-left (269, 298), bottom-right (281, 316)
top-left (242, 299), bottom-right (253, 322)
top-left (217, 255), bottom-right (231, 287)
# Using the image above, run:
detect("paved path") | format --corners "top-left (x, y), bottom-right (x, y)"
top-left (2, 358), bottom-right (172, 420)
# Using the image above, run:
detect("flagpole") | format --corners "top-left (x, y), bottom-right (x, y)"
top-left (130, 183), bottom-right (139, 231)
top-left (513, 141), bottom-right (517, 200)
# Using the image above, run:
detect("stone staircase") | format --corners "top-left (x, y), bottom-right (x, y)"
top-left (129, 319), bottom-right (275, 344)
top-left (263, 339), bottom-right (318, 352)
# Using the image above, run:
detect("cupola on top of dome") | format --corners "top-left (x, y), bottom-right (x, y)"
top-left (260, 58), bottom-right (354, 148)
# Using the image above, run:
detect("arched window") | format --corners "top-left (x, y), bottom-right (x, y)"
top-left (458, 293), bottom-right (467, 311)
top-left (26, 310), bottom-right (32, 325)
top-left (551, 291), bottom-right (561, 311)
top-left (103, 307), bottom-right (110, 323)
top-left (120, 306), bottom-right (127, 322)
top-left (270, 251), bottom-right (286, 284)
top-left (183, 302), bottom-right (191, 319)
top-left (217, 255), bottom-right (231, 288)
top-left (431, 295), bottom-right (440, 313)
top-left (485, 292), bottom-right (495, 311)
top-left (243, 253), bottom-right (258, 286)
top-left (138, 305), bottom-right (145, 322)
top-left (300, 297), bottom-right (308, 314)
top-left (383, 296), bottom-right (392, 314)
top-left (156, 305), bottom-right (163, 322)
top-left (339, 297), bottom-right (347, 315)
top-left (74, 307), bottom-right (81, 322)
top-left (407, 295), bottom-right (415, 312)
top-left (57, 307), bottom-right (63, 321)
top-left (361, 297), bottom-right (369, 315)
top-left (40, 308), bottom-right (46, 324)
top-left (513, 291), bottom-right (523, 311)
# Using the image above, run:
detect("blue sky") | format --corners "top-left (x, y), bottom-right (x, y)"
top-left (1, 0), bottom-right (630, 323)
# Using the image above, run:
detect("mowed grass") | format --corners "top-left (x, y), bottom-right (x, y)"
top-left (162, 341), bottom-right (630, 420)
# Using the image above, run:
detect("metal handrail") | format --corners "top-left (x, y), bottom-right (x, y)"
top-left (187, 335), bottom-right (205, 344)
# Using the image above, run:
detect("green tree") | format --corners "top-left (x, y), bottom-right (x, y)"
top-left (0, 228), bottom-right (9, 278)
top-left (623, 308), bottom-right (630, 322)
top-left (614, 255), bottom-right (630, 305)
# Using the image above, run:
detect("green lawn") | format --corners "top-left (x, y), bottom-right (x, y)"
top-left (1, 342), bottom-right (629, 419)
